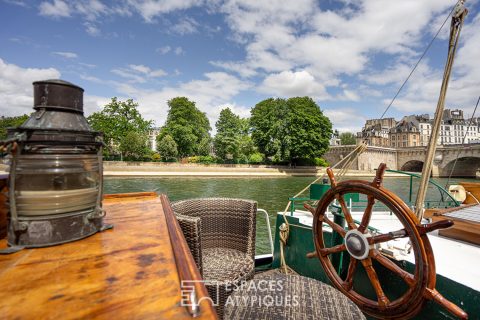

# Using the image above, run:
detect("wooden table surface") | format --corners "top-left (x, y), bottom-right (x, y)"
top-left (0, 192), bottom-right (217, 320)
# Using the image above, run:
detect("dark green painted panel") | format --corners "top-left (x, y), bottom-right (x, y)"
top-left (272, 214), bottom-right (480, 319)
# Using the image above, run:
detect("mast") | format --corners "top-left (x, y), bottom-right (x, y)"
top-left (414, 0), bottom-right (468, 221)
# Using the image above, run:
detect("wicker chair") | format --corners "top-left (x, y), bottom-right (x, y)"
top-left (172, 198), bottom-right (257, 317)
top-left (224, 271), bottom-right (366, 320)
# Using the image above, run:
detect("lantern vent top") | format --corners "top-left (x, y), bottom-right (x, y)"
top-left (33, 79), bottom-right (84, 114)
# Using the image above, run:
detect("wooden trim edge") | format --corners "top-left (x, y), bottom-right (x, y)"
top-left (160, 194), bottom-right (217, 319)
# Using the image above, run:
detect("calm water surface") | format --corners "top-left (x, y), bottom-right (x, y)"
top-left (104, 175), bottom-right (477, 254)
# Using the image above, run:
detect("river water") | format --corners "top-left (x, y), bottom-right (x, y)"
top-left (104, 175), bottom-right (477, 254)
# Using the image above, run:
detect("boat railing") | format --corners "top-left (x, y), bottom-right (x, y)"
top-left (289, 169), bottom-right (460, 216)
top-left (256, 208), bottom-right (274, 257)
top-left (385, 169), bottom-right (460, 208)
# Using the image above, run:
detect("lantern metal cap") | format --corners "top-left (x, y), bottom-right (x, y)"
top-left (33, 79), bottom-right (84, 91)
top-left (33, 79), bottom-right (84, 113)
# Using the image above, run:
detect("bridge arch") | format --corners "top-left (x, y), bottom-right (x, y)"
top-left (400, 160), bottom-right (424, 173)
top-left (441, 156), bottom-right (480, 177)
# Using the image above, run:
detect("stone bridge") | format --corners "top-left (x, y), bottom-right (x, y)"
top-left (324, 144), bottom-right (480, 177)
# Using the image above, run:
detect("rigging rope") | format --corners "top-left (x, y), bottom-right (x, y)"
top-left (444, 95), bottom-right (480, 187)
top-left (279, 0), bottom-right (468, 272)
top-left (278, 141), bottom-right (368, 273)
top-left (379, 1), bottom-right (459, 120)
top-left (415, 1), bottom-right (468, 221)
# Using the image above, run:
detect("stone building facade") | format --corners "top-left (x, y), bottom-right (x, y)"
top-left (148, 127), bottom-right (161, 151)
top-left (356, 109), bottom-right (480, 147)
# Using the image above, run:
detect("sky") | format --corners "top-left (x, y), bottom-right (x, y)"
top-left (1, 0), bottom-right (479, 133)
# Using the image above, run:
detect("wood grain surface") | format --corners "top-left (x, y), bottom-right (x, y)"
top-left (0, 192), bottom-right (216, 320)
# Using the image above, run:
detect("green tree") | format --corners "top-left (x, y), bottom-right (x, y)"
top-left (197, 137), bottom-right (211, 156)
top-left (340, 132), bottom-right (357, 145)
top-left (248, 152), bottom-right (264, 164)
top-left (214, 108), bottom-right (242, 160)
top-left (156, 134), bottom-right (178, 161)
top-left (250, 98), bottom-right (284, 157)
top-left (87, 98), bottom-right (153, 158)
top-left (119, 131), bottom-right (150, 161)
top-left (214, 108), bottom-right (257, 161)
top-left (158, 97), bottom-right (211, 157)
top-left (250, 97), bottom-right (332, 164)
top-left (0, 115), bottom-right (29, 140)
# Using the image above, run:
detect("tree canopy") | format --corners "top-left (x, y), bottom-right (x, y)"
top-left (214, 108), bottom-right (242, 160)
top-left (0, 114), bottom-right (29, 140)
top-left (119, 131), bottom-right (150, 160)
top-left (340, 132), bottom-right (357, 145)
top-left (214, 108), bottom-right (256, 162)
top-left (156, 134), bottom-right (178, 161)
top-left (87, 97), bottom-right (153, 157)
top-left (158, 97), bottom-right (211, 158)
top-left (250, 97), bottom-right (332, 164)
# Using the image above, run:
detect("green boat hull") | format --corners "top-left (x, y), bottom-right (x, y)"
top-left (270, 214), bottom-right (480, 319)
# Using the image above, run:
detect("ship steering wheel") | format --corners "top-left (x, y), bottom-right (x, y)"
top-left (307, 163), bottom-right (468, 319)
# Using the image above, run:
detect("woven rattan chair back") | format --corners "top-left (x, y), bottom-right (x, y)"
top-left (172, 198), bottom-right (257, 260)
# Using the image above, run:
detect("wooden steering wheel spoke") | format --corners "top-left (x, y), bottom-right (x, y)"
top-left (370, 249), bottom-right (415, 287)
top-left (369, 228), bottom-right (408, 245)
top-left (319, 243), bottom-right (346, 257)
top-left (336, 194), bottom-right (357, 230)
top-left (372, 163), bottom-right (387, 188)
top-left (326, 167), bottom-right (337, 187)
top-left (358, 195), bottom-right (375, 233)
top-left (312, 163), bottom-right (468, 319)
top-left (361, 258), bottom-right (390, 308)
top-left (342, 258), bottom-right (358, 291)
top-left (321, 214), bottom-right (347, 238)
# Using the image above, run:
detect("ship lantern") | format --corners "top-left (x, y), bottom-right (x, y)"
top-left (5, 80), bottom-right (107, 249)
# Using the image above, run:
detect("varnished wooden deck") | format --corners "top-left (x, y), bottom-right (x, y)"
top-left (0, 192), bottom-right (217, 319)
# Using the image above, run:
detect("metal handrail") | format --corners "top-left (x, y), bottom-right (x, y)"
top-left (257, 209), bottom-right (274, 255)
top-left (385, 169), bottom-right (460, 207)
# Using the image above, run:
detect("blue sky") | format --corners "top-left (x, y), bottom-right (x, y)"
top-left (1, 0), bottom-right (479, 133)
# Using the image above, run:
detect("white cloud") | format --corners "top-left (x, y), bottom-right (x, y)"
top-left (0, 58), bottom-right (61, 116)
top-left (75, 0), bottom-right (108, 21)
top-left (209, 60), bottom-right (257, 78)
top-left (363, 63), bottom-right (417, 86)
top-left (150, 69), bottom-right (168, 77)
top-left (113, 72), bottom-right (251, 129)
top-left (324, 108), bottom-right (366, 133)
top-left (156, 46), bottom-right (171, 54)
top-left (259, 70), bottom-right (329, 99)
top-left (170, 17), bottom-right (199, 35)
top-left (4, 0), bottom-right (29, 7)
top-left (338, 89), bottom-right (360, 102)
top-left (111, 64), bottom-right (168, 83)
top-left (52, 51), bottom-right (78, 59)
top-left (79, 74), bottom-right (103, 83)
top-left (383, 11), bottom-right (480, 116)
top-left (83, 94), bottom-right (111, 116)
top-left (39, 0), bottom-right (71, 18)
top-left (79, 62), bottom-right (97, 68)
top-left (84, 22), bottom-right (101, 36)
top-left (174, 47), bottom-right (184, 55)
top-left (129, 64), bottom-right (151, 74)
top-left (156, 45), bottom-right (184, 55)
top-left (126, 0), bottom-right (204, 22)
top-left (216, 0), bottom-right (455, 98)
top-left (38, 0), bottom-right (113, 36)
